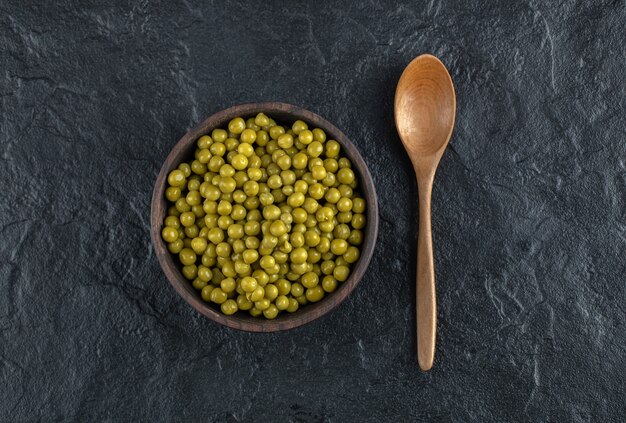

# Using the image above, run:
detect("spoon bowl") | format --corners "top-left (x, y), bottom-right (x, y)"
top-left (395, 55), bottom-right (456, 158)
top-left (394, 54), bottom-right (456, 371)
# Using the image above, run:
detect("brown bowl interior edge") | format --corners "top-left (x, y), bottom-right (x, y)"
top-left (150, 102), bottom-right (379, 332)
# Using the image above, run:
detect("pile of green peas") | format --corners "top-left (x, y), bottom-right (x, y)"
top-left (161, 113), bottom-right (366, 319)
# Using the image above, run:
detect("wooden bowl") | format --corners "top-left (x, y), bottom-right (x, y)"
top-left (150, 102), bottom-right (379, 332)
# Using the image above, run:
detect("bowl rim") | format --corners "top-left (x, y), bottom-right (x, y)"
top-left (150, 102), bottom-right (379, 332)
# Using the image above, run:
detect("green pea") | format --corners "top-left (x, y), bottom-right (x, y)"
top-left (333, 265), bottom-right (350, 282)
top-left (165, 186), bottom-right (181, 202)
top-left (292, 120), bottom-right (308, 135)
top-left (352, 213), bottom-right (366, 229)
top-left (305, 286), bottom-right (324, 302)
top-left (301, 272), bottom-right (319, 288)
top-left (162, 227), bottom-right (178, 243)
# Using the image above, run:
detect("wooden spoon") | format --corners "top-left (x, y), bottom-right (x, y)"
top-left (394, 54), bottom-right (456, 371)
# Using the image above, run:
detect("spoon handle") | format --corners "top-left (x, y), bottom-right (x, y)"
top-left (417, 176), bottom-right (436, 371)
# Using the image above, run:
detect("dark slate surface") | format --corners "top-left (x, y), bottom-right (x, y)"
top-left (1, 0), bottom-right (625, 421)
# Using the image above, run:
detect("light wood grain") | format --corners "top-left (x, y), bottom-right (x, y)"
top-left (394, 55), bottom-right (456, 371)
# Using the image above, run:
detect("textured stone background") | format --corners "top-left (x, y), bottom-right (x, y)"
top-left (1, 0), bottom-right (625, 421)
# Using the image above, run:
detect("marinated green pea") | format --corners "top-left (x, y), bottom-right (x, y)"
top-left (321, 173), bottom-right (336, 188)
top-left (234, 260), bottom-right (251, 275)
top-left (333, 224), bottom-right (350, 240)
top-left (249, 286), bottom-right (265, 302)
top-left (262, 204), bottom-right (281, 220)
top-left (286, 297), bottom-right (299, 312)
top-left (179, 211), bottom-right (195, 227)
top-left (277, 134), bottom-right (294, 149)
top-left (305, 286), bottom-right (324, 302)
top-left (269, 220), bottom-right (288, 237)
top-left (292, 180), bottom-right (307, 194)
top-left (290, 247), bottom-right (308, 264)
top-left (320, 260), bottom-right (335, 275)
top-left (260, 255), bottom-right (276, 270)
top-left (198, 266), bottom-right (213, 282)
top-left (323, 140), bottom-right (339, 158)
top-left (197, 148), bottom-right (211, 164)
top-left (237, 294), bottom-right (253, 310)
top-left (192, 277), bottom-right (206, 290)
top-left (330, 239), bottom-right (348, 255)
top-left (338, 157), bottom-right (352, 168)
top-left (182, 264), bottom-right (197, 280)
top-left (352, 197), bottom-right (366, 213)
top-left (232, 239), bottom-right (246, 254)
top-left (324, 188), bottom-right (340, 204)
top-left (337, 197), bottom-right (353, 212)
top-left (343, 246), bottom-right (360, 264)
top-left (219, 177), bottom-right (236, 194)
top-left (184, 224), bottom-right (199, 238)
top-left (308, 183), bottom-right (325, 200)
top-left (168, 169), bottom-right (186, 187)
top-left (162, 227), bottom-right (179, 243)
top-left (179, 248), bottom-right (196, 266)
top-left (348, 229), bottom-right (363, 245)
top-left (336, 211), bottom-right (352, 224)
top-left (240, 276), bottom-right (258, 293)
top-left (231, 204), bottom-right (247, 220)
top-left (255, 298), bottom-right (271, 311)
top-left (312, 128), bottom-right (326, 142)
top-left (211, 128), bottom-right (228, 142)
top-left (254, 113), bottom-right (270, 127)
top-left (289, 232), bottom-right (305, 248)
top-left (256, 130), bottom-right (269, 147)
top-left (239, 128), bottom-right (256, 143)
top-left (249, 307), bottom-right (262, 317)
top-left (231, 154), bottom-right (248, 170)
top-left (276, 154), bottom-right (291, 170)
top-left (191, 237), bottom-right (208, 254)
top-left (275, 279), bottom-right (291, 296)
top-left (165, 187), bottom-right (181, 202)
top-left (221, 299), bottom-right (238, 315)
top-left (264, 284), bottom-right (279, 301)
top-left (311, 165), bottom-right (327, 181)
top-left (307, 248), bottom-right (321, 264)
top-left (323, 158), bottom-right (338, 173)
top-left (215, 242), bottom-right (232, 258)
top-left (201, 285), bottom-right (215, 301)
top-left (226, 224), bottom-right (243, 239)
top-left (333, 265), bottom-right (350, 282)
top-left (220, 277), bottom-right (236, 293)
top-left (269, 125), bottom-right (285, 140)
top-left (307, 141), bottom-right (324, 158)
top-left (315, 207), bottom-right (334, 222)
top-left (292, 152), bottom-right (308, 170)
top-left (237, 143), bottom-right (254, 158)
top-left (175, 198), bottom-right (191, 213)
top-left (304, 230), bottom-right (321, 247)
top-left (301, 272), bottom-right (319, 288)
top-left (267, 174), bottom-right (283, 189)
top-left (337, 167), bottom-right (355, 184)
top-left (322, 275), bottom-right (338, 293)
top-left (292, 208), bottom-right (308, 224)
top-left (228, 117), bottom-right (246, 134)
top-left (210, 287), bottom-right (228, 304)
top-left (263, 304), bottom-right (279, 319)
top-left (197, 135), bottom-right (212, 149)
top-left (291, 282), bottom-right (304, 297)
top-left (275, 295), bottom-right (289, 310)
top-left (168, 239), bottom-right (184, 254)
top-left (207, 227), bottom-right (224, 244)
top-left (351, 213), bottom-right (366, 229)
top-left (292, 120), bottom-right (308, 135)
